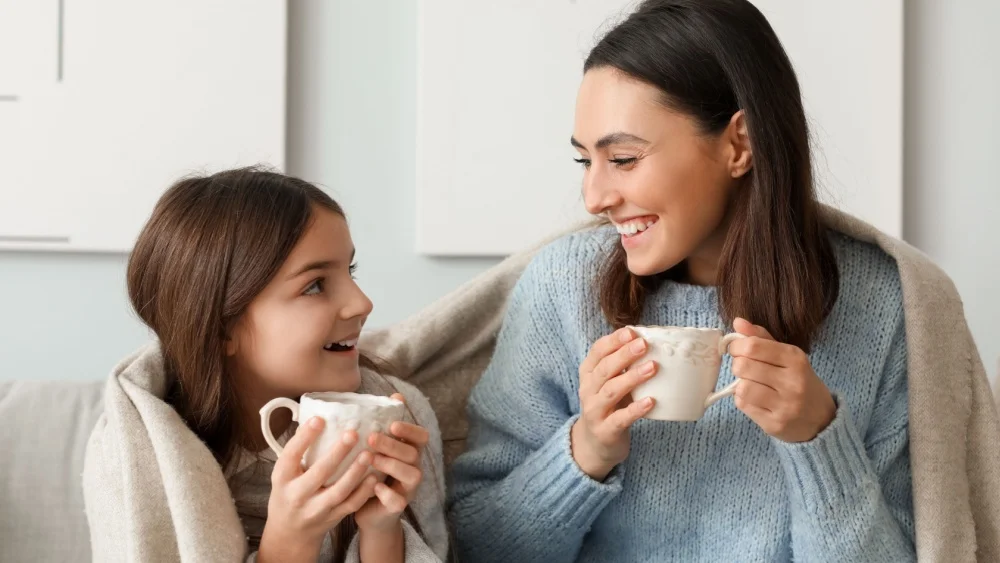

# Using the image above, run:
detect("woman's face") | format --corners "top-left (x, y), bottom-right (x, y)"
top-left (572, 67), bottom-right (750, 282)
top-left (228, 207), bottom-right (373, 402)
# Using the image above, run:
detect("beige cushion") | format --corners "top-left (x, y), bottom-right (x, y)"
top-left (0, 380), bottom-right (103, 563)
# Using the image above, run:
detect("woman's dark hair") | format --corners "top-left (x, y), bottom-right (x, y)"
top-left (586, 0), bottom-right (838, 350)
top-left (127, 166), bottom-right (422, 561)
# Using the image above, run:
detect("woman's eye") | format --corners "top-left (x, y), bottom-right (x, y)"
top-left (304, 278), bottom-right (324, 295)
top-left (610, 157), bottom-right (638, 168)
top-left (574, 157), bottom-right (592, 169)
top-left (349, 262), bottom-right (358, 279)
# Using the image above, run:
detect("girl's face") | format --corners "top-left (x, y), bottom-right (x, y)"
top-left (228, 207), bottom-right (373, 401)
top-left (572, 67), bottom-right (751, 283)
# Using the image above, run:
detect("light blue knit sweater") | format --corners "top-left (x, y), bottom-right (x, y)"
top-left (448, 227), bottom-right (916, 562)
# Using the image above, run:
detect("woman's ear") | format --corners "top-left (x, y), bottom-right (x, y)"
top-left (225, 336), bottom-right (238, 357)
top-left (726, 110), bottom-right (753, 178)
top-left (224, 324), bottom-right (240, 357)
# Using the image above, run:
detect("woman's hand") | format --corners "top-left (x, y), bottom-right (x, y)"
top-left (354, 393), bottom-right (430, 533)
top-left (728, 317), bottom-right (837, 443)
top-left (257, 417), bottom-right (379, 563)
top-left (571, 327), bottom-right (658, 481)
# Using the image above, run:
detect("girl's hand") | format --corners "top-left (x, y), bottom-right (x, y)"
top-left (257, 417), bottom-right (379, 563)
top-left (728, 317), bottom-right (837, 443)
top-left (354, 394), bottom-right (430, 533)
top-left (571, 327), bottom-right (658, 481)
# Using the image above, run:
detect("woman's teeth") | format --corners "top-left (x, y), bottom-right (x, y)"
top-left (323, 339), bottom-right (358, 352)
top-left (615, 219), bottom-right (657, 237)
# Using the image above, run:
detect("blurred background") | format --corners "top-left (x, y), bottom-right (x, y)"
top-left (0, 0), bottom-right (996, 390)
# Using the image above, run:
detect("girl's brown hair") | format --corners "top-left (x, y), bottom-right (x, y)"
top-left (127, 166), bottom-right (421, 560)
top-left (585, 0), bottom-right (839, 350)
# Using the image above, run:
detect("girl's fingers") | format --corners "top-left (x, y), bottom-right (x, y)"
top-left (371, 454), bottom-right (423, 491)
top-left (369, 432), bottom-right (421, 465)
top-left (297, 445), bottom-right (370, 501)
top-left (388, 422), bottom-right (429, 448)
top-left (327, 475), bottom-right (378, 523)
top-left (373, 481), bottom-right (409, 515)
top-left (273, 417), bottom-right (328, 484)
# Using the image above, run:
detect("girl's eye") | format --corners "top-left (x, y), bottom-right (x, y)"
top-left (610, 157), bottom-right (638, 168)
top-left (349, 262), bottom-right (358, 279)
top-left (304, 278), bottom-right (324, 296)
top-left (574, 157), bottom-right (592, 169)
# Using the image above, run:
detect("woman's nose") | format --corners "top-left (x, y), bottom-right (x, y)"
top-left (583, 170), bottom-right (623, 215)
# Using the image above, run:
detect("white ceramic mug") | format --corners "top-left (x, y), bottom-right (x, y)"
top-left (259, 392), bottom-right (406, 486)
top-left (628, 325), bottom-right (747, 421)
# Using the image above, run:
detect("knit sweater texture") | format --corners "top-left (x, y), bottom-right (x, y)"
top-left (449, 227), bottom-right (915, 562)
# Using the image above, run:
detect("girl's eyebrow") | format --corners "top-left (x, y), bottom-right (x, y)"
top-left (287, 249), bottom-right (355, 280)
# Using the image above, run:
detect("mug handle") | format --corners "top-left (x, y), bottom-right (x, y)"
top-left (704, 333), bottom-right (748, 408)
top-left (259, 397), bottom-right (300, 457)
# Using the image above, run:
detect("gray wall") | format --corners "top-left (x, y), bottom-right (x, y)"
top-left (0, 1), bottom-right (996, 387)
top-left (903, 0), bottom-right (999, 386)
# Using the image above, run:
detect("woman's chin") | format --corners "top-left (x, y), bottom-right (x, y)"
top-left (625, 251), bottom-right (676, 278)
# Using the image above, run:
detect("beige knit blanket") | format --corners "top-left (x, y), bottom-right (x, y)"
top-left (360, 206), bottom-right (1000, 562)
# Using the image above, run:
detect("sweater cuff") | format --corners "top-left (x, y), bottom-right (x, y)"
top-left (515, 415), bottom-right (623, 530)
top-left (771, 398), bottom-right (878, 518)
top-left (345, 520), bottom-right (441, 563)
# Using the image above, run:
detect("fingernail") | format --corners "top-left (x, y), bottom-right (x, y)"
top-left (619, 329), bottom-right (633, 343)
top-left (641, 397), bottom-right (654, 407)
top-left (341, 431), bottom-right (356, 445)
top-left (640, 361), bottom-right (655, 376)
top-left (630, 339), bottom-right (646, 354)
top-left (357, 451), bottom-right (372, 465)
top-left (309, 417), bottom-right (324, 429)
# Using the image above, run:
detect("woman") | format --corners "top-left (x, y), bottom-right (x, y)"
top-left (449, 1), bottom-right (916, 561)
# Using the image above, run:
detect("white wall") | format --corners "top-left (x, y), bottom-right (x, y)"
top-left (903, 0), bottom-right (999, 388)
top-left (0, 1), bottom-right (995, 386)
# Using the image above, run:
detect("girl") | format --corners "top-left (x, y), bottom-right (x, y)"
top-left (84, 168), bottom-right (448, 562)
top-left (450, 0), bottom-right (919, 561)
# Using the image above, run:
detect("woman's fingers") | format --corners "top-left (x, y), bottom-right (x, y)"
top-left (590, 336), bottom-right (648, 392)
top-left (594, 361), bottom-right (657, 414)
top-left (602, 396), bottom-right (655, 435)
top-left (734, 379), bottom-right (780, 412)
top-left (580, 328), bottom-right (636, 386)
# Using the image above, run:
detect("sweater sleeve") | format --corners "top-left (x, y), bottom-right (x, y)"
top-left (773, 306), bottom-right (916, 561)
top-left (343, 520), bottom-right (442, 563)
top-left (448, 247), bottom-right (624, 563)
